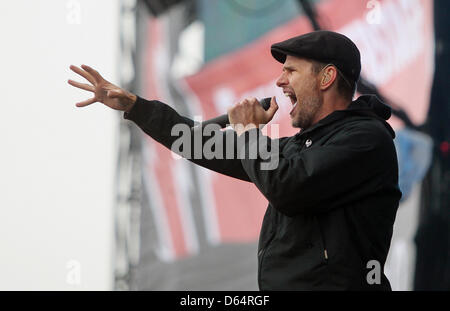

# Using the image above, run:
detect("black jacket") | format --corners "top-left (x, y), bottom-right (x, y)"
top-left (124, 94), bottom-right (402, 290)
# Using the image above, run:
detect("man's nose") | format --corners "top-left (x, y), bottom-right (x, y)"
top-left (276, 72), bottom-right (288, 87)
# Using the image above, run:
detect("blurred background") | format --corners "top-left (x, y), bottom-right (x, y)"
top-left (0, 0), bottom-right (448, 291)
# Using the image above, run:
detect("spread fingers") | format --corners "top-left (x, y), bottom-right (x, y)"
top-left (70, 65), bottom-right (96, 85)
top-left (68, 79), bottom-right (95, 92)
top-left (75, 97), bottom-right (97, 107)
top-left (81, 65), bottom-right (104, 83)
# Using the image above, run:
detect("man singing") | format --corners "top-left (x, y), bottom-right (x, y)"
top-left (68, 31), bottom-right (401, 290)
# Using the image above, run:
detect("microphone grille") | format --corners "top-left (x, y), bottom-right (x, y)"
top-left (260, 97), bottom-right (272, 110)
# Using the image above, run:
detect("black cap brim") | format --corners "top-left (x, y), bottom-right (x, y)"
top-left (270, 47), bottom-right (288, 64)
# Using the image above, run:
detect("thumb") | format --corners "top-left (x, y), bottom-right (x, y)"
top-left (266, 96), bottom-right (279, 120)
top-left (107, 89), bottom-right (122, 99)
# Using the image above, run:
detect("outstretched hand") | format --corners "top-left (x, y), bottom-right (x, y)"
top-left (68, 64), bottom-right (136, 112)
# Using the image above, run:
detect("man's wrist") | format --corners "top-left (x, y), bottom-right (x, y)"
top-left (125, 93), bottom-right (137, 112)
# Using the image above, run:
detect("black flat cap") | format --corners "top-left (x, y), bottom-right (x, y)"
top-left (271, 30), bottom-right (361, 84)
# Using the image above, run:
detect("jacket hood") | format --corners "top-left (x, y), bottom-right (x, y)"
top-left (347, 95), bottom-right (396, 138)
top-left (349, 95), bottom-right (391, 119)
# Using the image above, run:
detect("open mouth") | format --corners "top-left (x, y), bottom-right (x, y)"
top-left (284, 92), bottom-right (298, 116)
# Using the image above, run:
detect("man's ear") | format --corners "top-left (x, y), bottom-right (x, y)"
top-left (320, 66), bottom-right (337, 90)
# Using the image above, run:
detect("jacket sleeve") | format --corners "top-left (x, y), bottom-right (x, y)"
top-left (240, 123), bottom-right (397, 216)
top-left (124, 96), bottom-right (251, 182)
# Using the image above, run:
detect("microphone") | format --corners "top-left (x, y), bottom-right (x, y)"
top-left (192, 97), bottom-right (272, 130)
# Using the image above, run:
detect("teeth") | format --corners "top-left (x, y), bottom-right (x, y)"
top-left (284, 92), bottom-right (297, 104)
top-left (290, 101), bottom-right (298, 115)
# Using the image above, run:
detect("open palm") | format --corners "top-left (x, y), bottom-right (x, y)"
top-left (68, 64), bottom-right (136, 111)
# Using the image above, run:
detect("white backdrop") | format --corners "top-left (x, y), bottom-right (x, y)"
top-left (0, 0), bottom-right (120, 290)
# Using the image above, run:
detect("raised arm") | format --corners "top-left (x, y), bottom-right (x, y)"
top-left (68, 64), bottom-right (251, 182)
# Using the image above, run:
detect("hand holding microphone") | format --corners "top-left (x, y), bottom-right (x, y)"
top-left (192, 97), bottom-right (278, 134)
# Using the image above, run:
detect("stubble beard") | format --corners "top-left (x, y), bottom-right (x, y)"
top-left (291, 89), bottom-right (322, 130)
